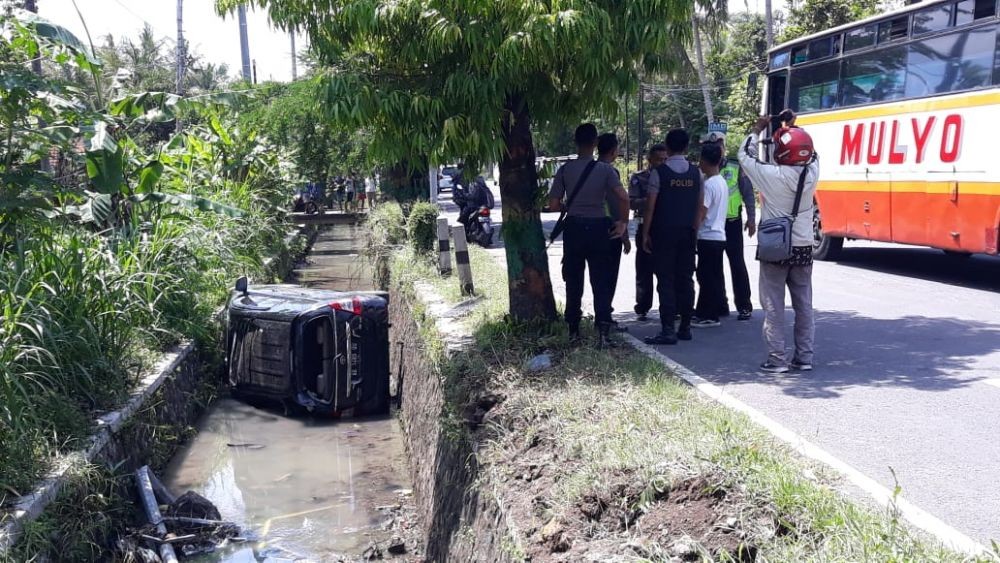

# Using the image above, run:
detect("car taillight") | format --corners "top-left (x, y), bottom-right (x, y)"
top-left (479, 207), bottom-right (490, 217)
top-left (329, 295), bottom-right (363, 315)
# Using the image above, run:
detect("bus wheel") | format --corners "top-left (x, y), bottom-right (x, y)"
top-left (813, 206), bottom-right (843, 261)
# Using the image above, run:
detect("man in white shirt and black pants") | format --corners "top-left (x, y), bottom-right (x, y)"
top-left (692, 142), bottom-right (729, 328)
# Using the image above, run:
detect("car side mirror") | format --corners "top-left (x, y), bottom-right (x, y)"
top-left (235, 276), bottom-right (248, 296)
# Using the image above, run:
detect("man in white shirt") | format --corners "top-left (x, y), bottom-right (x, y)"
top-left (692, 142), bottom-right (728, 328)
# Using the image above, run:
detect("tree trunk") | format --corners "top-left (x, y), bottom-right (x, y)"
top-left (692, 16), bottom-right (715, 126)
top-left (764, 0), bottom-right (775, 49)
top-left (499, 94), bottom-right (558, 322)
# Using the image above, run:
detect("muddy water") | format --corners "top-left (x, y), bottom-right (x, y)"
top-left (161, 224), bottom-right (418, 562)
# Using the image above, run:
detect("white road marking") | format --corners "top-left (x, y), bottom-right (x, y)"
top-left (984, 379), bottom-right (1000, 389)
top-left (624, 333), bottom-right (990, 557)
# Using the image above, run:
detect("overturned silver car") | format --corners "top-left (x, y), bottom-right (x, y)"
top-left (224, 277), bottom-right (391, 416)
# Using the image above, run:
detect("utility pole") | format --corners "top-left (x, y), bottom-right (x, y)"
top-left (290, 32), bottom-right (298, 80)
top-left (176, 0), bottom-right (185, 96)
top-left (637, 85), bottom-right (645, 170)
top-left (692, 16), bottom-right (715, 126)
top-left (24, 0), bottom-right (42, 75)
top-left (764, 0), bottom-right (775, 48)
top-left (238, 5), bottom-right (252, 82)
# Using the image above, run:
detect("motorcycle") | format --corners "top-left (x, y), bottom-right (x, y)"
top-left (293, 188), bottom-right (320, 214)
top-left (465, 206), bottom-right (494, 247)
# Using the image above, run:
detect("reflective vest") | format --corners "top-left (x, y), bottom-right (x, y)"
top-left (721, 161), bottom-right (742, 219)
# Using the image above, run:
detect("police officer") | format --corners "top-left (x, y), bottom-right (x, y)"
top-left (629, 143), bottom-right (668, 321)
top-left (640, 129), bottom-right (702, 345)
top-left (703, 132), bottom-right (756, 320)
top-left (547, 124), bottom-right (630, 346)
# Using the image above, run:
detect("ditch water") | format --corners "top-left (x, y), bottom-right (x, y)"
top-left (161, 223), bottom-right (419, 562)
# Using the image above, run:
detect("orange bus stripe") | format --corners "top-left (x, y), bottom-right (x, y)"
top-left (795, 90), bottom-right (1000, 126)
top-left (818, 180), bottom-right (1000, 196)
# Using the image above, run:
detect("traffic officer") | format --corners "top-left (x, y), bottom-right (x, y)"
top-left (547, 124), bottom-right (630, 346)
top-left (628, 143), bottom-right (668, 321)
top-left (703, 132), bottom-right (757, 320)
top-left (641, 129), bottom-right (702, 345)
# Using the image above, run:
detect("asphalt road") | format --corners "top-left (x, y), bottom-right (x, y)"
top-left (438, 185), bottom-right (1000, 546)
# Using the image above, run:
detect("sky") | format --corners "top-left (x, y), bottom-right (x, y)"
top-left (38, 0), bottom-right (305, 83)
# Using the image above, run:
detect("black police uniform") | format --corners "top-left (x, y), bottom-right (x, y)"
top-left (628, 170), bottom-right (654, 316)
top-left (649, 162), bottom-right (701, 336)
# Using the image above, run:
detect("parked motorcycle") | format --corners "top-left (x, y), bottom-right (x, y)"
top-left (466, 206), bottom-right (494, 247)
top-left (293, 187), bottom-right (320, 214)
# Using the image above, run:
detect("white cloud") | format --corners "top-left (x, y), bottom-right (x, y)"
top-left (38, 0), bottom-right (305, 83)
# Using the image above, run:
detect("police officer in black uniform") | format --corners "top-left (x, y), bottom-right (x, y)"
top-left (640, 129), bottom-right (702, 345)
top-left (629, 143), bottom-right (669, 321)
top-left (548, 124), bottom-right (630, 346)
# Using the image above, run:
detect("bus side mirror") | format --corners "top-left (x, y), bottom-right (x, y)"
top-left (235, 276), bottom-right (248, 295)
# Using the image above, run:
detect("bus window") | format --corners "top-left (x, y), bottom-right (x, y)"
top-left (808, 37), bottom-right (834, 60)
top-left (878, 16), bottom-right (910, 43)
top-left (906, 25), bottom-right (996, 97)
top-left (767, 73), bottom-right (788, 116)
top-left (956, 0), bottom-right (997, 24)
top-left (770, 50), bottom-right (790, 69)
top-left (841, 44), bottom-right (907, 106)
top-left (845, 24), bottom-right (877, 51)
top-left (912, 4), bottom-right (953, 36)
top-left (789, 61), bottom-right (841, 112)
top-left (792, 46), bottom-right (808, 65)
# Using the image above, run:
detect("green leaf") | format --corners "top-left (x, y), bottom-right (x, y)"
top-left (136, 161), bottom-right (165, 194)
top-left (129, 193), bottom-right (245, 218)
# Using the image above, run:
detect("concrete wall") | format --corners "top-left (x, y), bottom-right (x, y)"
top-left (389, 282), bottom-right (517, 562)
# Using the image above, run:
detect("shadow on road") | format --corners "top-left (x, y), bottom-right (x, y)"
top-left (628, 310), bottom-right (1000, 399)
top-left (832, 246), bottom-right (1000, 293)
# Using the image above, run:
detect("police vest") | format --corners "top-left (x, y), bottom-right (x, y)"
top-left (721, 161), bottom-right (742, 219)
top-left (650, 163), bottom-right (701, 235)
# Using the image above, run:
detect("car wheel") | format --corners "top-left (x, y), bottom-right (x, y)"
top-left (812, 204), bottom-right (843, 261)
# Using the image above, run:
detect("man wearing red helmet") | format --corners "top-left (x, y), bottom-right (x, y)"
top-left (738, 110), bottom-right (820, 374)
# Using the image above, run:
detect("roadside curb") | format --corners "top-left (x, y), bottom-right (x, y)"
top-left (622, 332), bottom-right (990, 557)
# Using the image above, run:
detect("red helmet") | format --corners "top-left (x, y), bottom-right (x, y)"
top-left (772, 126), bottom-right (814, 165)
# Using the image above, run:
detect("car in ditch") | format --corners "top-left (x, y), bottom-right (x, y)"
top-left (224, 277), bottom-right (391, 416)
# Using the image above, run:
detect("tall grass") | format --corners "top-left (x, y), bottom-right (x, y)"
top-left (0, 199), bottom-right (287, 495)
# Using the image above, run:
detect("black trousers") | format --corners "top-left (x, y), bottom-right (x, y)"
top-left (724, 217), bottom-right (753, 313)
top-left (695, 239), bottom-right (727, 321)
top-left (562, 217), bottom-right (615, 328)
top-left (651, 227), bottom-right (696, 332)
top-left (634, 227), bottom-right (654, 315)
top-left (609, 237), bottom-right (623, 310)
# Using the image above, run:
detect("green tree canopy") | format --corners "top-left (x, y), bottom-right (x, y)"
top-left (217, 0), bottom-right (721, 321)
top-left (780, 0), bottom-right (883, 42)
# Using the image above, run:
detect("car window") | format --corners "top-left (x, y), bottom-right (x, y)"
top-left (442, 167), bottom-right (460, 176)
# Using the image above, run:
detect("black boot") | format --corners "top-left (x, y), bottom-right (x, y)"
top-left (677, 316), bottom-right (692, 341)
top-left (568, 322), bottom-right (581, 343)
top-left (644, 325), bottom-right (678, 345)
top-left (597, 323), bottom-right (617, 348)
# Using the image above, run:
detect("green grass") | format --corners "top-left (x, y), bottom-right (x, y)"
top-left (382, 219), bottom-right (998, 562)
top-left (0, 183), bottom-right (290, 502)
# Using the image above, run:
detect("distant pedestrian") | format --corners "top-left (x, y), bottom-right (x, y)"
top-left (597, 133), bottom-right (631, 332)
top-left (738, 110), bottom-right (819, 374)
top-left (641, 129), bottom-right (701, 345)
top-left (365, 176), bottom-right (377, 209)
top-left (692, 142), bottom-right (727, 328)
top-left (346, 172), bottom-right (357, 212)
top-left (547, 123), bottom-right (630, 347)
top-left (702, 131), bottom-right (757, 320)
top-left (629, 144), bottom-right (668, 321)
top-left (334, 176), bottom-right (346, 211)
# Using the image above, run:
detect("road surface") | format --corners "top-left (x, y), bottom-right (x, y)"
top-left (438, 185), bottom-right (1000, 546)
